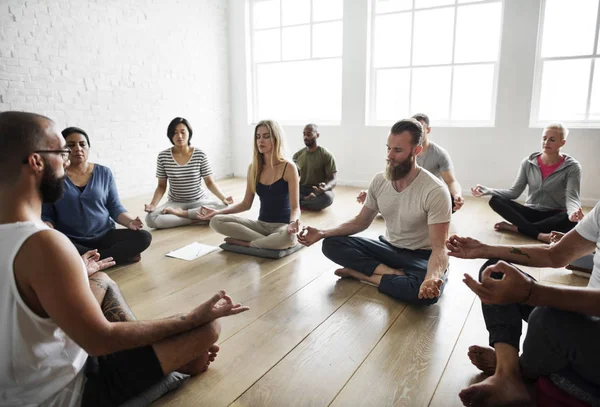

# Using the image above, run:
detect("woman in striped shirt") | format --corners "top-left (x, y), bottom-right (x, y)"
top-left (144, 117), bottom-right (233, 229)
top-left (196, 119), bottom-right (301, 250)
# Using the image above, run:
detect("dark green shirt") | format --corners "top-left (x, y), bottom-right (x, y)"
top-left (293, 146), bottom-right (337, 187)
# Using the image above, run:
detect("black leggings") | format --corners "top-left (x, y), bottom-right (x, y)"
top-left (489, 196), bottom-right (576, 239)
top-left (71, 228), bottom-right (152, 265)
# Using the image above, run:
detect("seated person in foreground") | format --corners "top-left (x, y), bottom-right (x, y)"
top-left (0, 111), bottom-right (249, 406)
top-left (446, 200), bottom-right (600, 406)
top-left (471, 123), bottom-right (583, 243)
top-left (357, 113), bottom-right (464, 212)
top-left (292, 123), bottom-right (337, 211)
top-left (42, 126), bottom-right (151, 265)
top-left (298, 119), bottom-right (451, 305)
top-left (197, 119), bottom-right (301, 250)
top-left (144, 117), bottom-right (233, 229)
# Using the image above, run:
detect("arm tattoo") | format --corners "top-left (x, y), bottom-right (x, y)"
top-left (90, 277), bottom-right (136, 322)
top-left (510, 247), bottom-right (531, 259)
top-left (101, 288), bottom-right (136, 322)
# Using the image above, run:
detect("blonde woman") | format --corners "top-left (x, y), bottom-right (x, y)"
top-left (472, 123), bottom-right (583, 243)
top-left (197, 120), bottom-right (301, 250)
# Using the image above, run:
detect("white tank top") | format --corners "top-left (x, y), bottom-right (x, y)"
top-left (0, 221), bottom-right (88, 406)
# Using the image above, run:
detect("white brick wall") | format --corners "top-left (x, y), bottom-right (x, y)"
top-left (0, 0), bottom-right (231, 198)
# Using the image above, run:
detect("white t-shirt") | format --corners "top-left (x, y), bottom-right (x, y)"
top-left (364, 169), bottom-right (452, 250)
top-left (574, 202), bottom-right (600, 289)
top-left (0, 221), bottom-right (87, 406)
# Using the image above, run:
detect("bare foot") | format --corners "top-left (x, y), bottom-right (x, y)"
top-left (537, 233), bottom-right (552, 244)
top-left (162, 207), bottom-right (186, 217)
top-left (459, 372), bottom-right (531, 407)
top-left (468, 345), bottom-right (496, 376)
top-left (373, 263), bottom-right (405, 276)
top-left (334, 267), bottom-right (353, 278)
top-left (224, 237), bottom-right (251, 247)
top-left (494, 221), bottom-right (518, 233)
top-left (178, 344), bottom-right (220, 375)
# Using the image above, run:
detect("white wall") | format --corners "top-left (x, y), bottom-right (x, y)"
top-left (229, 0), bottom-right (600, 206)
top-left (0, 0), bottom-right (231, 198)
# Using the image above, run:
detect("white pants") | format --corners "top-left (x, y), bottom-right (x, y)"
top-left (209, 214), bottom-right (297, 250)
top-left (145, 199), bottom-right (226, 229)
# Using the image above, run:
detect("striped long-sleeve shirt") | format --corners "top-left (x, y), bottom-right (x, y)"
top-left (156, 148), bottom-right (213, 202)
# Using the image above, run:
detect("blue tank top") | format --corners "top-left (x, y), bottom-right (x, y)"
top-left (256, 163), bottom-right (291, 223)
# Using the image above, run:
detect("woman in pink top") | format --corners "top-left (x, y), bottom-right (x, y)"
top-left (471, 124), bottom-right (583, 243)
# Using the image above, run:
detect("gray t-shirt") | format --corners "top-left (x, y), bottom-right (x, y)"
top-left (575, 202), bottom-right (600, 289)
top-left (416, 141), bottom-right (453, 179)
top-left (364, 169), bottom-right (452, 250)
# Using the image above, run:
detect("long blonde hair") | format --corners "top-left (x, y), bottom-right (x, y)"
top-left (249, 119), bottom-right (286, 193)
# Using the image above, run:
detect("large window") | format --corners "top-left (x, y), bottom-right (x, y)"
top-left (531, 0), bottom-right (600, 127)
top-left (367, 0), bottom-right (504, 126)
top-left (249, 0), bottom-right (343, 124)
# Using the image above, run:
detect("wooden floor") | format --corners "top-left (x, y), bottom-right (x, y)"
top-left (111, 178), bottom-right (589, 407)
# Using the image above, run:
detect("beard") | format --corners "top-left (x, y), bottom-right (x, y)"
top-left (385, 153), bottom-right (414, 181)
top-left (304, 138), bottom-right (316, 148)
top-left (40, 161), bottom-right (66, 203)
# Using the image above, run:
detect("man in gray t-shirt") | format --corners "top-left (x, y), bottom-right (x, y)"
top-left (298, 119), bottom-right (451, 305)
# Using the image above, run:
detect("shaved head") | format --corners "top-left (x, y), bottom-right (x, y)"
top-left (0, 111), bottom-right (54, 185)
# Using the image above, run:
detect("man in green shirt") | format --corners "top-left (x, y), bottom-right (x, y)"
top-left (292, 123), bottom-right (337, 211)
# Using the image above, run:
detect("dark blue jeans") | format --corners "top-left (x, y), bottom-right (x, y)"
top-left (479, 259), bottom-right (600, 385)
top-left (322, 235), bottom-right (446, 305)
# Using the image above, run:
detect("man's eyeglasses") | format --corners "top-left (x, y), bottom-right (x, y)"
top-left (22, 149), bottom-right (71, 164)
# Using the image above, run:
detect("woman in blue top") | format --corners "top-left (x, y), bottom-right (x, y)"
top-left (42, 127), bottom-right (152, 265)
top-left (197, 120), bottom-right (300, 250)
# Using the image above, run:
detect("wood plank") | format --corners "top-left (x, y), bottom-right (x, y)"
top-left (329, 257), bottom-right (477, 407)
top-left (154, 272), bottom-right (363, 407)
top-left (232, 285), bottom-right (406, 407)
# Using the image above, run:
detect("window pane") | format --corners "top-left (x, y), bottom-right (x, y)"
top-left (375, 69), bottom-right (411, 121)
top-left (254, 29), bottom-right (281, 63)
top-left (312, 0), bottom-right (343, 22)
top-left (538, 59), bottom-right (591, 121)
top-left (541, 0), bottom-right (598, 58)
top-left (282, 25), bottom-right (310, 60)
top-left (253, 0), bottom-right (280, 30)
top-left (589, 60), bottom-right (600, 120)
top-left (454, 2), bottom-right (502, 63)
top-left (256, 59), bottom-right (342, 121)
top-left (451, 64), bottom-right (495, 121)
top-left (282, 0), bottom-right (310, 26)
top-left (411, 66), bottom-right (452, 120)
top-left (412, 7), bottom-right (455, 65)
top-left (375, 0), bottom-right (412, 14)
top-left (458, 0), bottom-right (485, 3)
top-left (313, 21), bottom-right (343, 58)
top-left (374, 13), bottom-right (412, 67)
top-left (415, 0), bottom-right (455, 8)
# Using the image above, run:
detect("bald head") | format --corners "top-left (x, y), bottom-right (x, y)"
top-left (0, 111), bottom-right (54, 185)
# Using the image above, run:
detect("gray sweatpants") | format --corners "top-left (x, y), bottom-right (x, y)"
top-left (145, 198), bottom-right (226, 229)
top-left (209, 214), bottom-right (297, 250)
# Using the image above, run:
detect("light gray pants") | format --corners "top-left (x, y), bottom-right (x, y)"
top-left (209, 214), bottom-right (297, 250)
top-left (145, 198), bottom-right (226, 229)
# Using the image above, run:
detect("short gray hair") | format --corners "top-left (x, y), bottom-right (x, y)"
top-left (544, 123), bottom-right (569, 139)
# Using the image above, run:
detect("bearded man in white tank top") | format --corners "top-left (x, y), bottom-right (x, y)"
top-left (0, 112), bottom-right (249, 406)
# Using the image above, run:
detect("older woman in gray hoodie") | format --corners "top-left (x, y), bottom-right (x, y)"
top-left (472, 123), bottom-right (583, 243)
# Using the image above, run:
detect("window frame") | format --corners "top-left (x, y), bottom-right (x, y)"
top-left (247, 0), bottom-right (344, 125)
top-left (529, 0), bottom-right (600, 129)
top-left (366, 0), bottom-right (505, 127)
